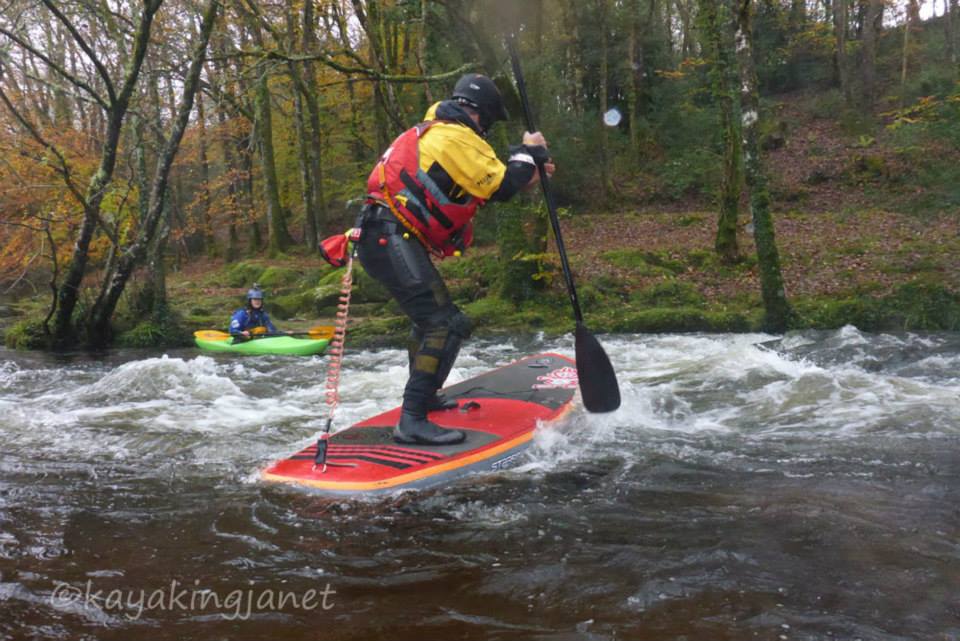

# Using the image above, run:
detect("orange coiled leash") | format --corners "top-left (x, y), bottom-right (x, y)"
top-left (314, 231), bottom-right (360, 472)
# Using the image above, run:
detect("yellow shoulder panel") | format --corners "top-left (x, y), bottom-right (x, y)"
top-left (418, 123), bottom-right (506, 200)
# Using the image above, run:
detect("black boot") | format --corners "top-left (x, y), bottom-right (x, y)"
top-left (394, 409), bottom-right (465, 445)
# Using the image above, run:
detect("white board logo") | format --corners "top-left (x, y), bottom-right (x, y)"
top-left (533, 367), bottom-right (578, 390)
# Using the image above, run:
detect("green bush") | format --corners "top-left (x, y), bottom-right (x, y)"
top-left (656, 147), bottom-right (722, 200)
top-left (4, 319), bottom-right (49, 349)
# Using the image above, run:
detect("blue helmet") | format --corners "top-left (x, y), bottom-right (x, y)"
top-left (246, 286), bottom-right (264, 303)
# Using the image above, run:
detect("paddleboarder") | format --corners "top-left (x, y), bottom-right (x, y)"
top-left (356, 73), bottom-right (555, 445)
top-left (229, 285), bottom-right (281, 338)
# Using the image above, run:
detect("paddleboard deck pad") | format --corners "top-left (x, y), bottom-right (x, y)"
top-left (261, 353), bottom-right (578, 494)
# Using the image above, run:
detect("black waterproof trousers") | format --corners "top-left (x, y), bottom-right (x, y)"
top-left (356, 205), bottom-right (472, 417)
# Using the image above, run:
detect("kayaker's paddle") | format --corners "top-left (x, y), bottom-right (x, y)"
top-left (506, 34), bottom-right (621, 413)
top-left (194, 326), bottom-right (336, 343)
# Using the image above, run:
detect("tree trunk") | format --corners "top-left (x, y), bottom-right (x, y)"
top-left (627, 0), bottom-right (642, 163)
top-left (52, 0), bottom-right (163, 345)
top-left (195, 88), bottom-right (215, 255)
top-left (87, 0), bottom-right (218, 345)
top-left (597, 0), bottom-right (612, 205)
top-left (290, 72), bottom-right (318, 249)
top-left (861, 0), bottom-right (884, 107)
top-left (833, 0), bottom-right (853, 105)
top-left (248, 22), bottom-right (293, 256)
top-left (701, 0), bottom-right (741, 263)
top-left (945, 0), bottom-right (956, 66)
top-left (300, 0), bottom-right (328, 240)
top-left (736, 0), bottom-right (795, 332)
top-left (951, 0), bottom-right (960, 65)
top-left (900, 0), bottom-right (922, 106)
top-left (284, 5), bottom-right (318, 251)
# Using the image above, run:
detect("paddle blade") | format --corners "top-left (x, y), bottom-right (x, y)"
top-left (574, 324), bottom-right (621, 413)
top-left (307, 325), bottom-right (336, 340)
top-left (194, 330), bottom-right (231, 341)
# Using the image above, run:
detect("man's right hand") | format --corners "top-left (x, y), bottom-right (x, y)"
top-left (523, 131), bottom-right (548, 148)
top-left (242, 330), bottom-right (251, 337)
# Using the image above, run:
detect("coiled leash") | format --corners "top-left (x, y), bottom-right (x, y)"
top-left (314, 229), bottom-right (360, 472)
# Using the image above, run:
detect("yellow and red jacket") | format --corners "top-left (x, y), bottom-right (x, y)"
top-left (367, 101), bottom-right (543, 257)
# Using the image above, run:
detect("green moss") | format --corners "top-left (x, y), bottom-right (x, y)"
top-left (348, 315), bottom-right (410, 348)
top-left (794, 282), bottom-right (960, 331)
top-left (258, 266), bottom-right (301, 289)
top-left (463, 296), bottom-right (518, 329)
top-left (601, 249), bottom-right (685, 275)
top-left (272, 290), bottom-right (317, 320)
top-left (631, 279), bottom-right (706, 308)
top-left (223, 261), bottom-right (265, 288)
top-left (439, 253), bottom-right (501, 303)
top-left (675, 214), bottom-right (705, 227)
top-left (317, 264), bottom-right (389, 304)
top-left (4, 319), bottom-right (50, 349)
top-left (297, 267), bottom-right (327, 287)
top-left (608, 307), bottom-right (751, 333)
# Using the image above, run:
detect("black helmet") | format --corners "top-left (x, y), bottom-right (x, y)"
top-left (452, 73), bottom-right (508, 134)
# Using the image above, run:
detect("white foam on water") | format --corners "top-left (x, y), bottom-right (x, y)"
top-left (1, 328), bottom-right (957, 481)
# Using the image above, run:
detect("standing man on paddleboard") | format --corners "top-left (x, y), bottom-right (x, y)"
top-left (357, 73), bottom-right (555, 445)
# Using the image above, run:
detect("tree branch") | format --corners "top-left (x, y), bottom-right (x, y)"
top-left (39, 0), bottom-right (117, 104)
top-left (0, 28), bottom-right (110, 110)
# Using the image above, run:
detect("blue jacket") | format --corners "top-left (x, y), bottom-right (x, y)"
top-left (229, 307), bottom-right (278, 335)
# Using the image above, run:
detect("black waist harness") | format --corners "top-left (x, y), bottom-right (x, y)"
top-left (357, 203), bottom-right (402, 235)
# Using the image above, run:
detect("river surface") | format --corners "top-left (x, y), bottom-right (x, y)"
top-left (0, 328), bottom-right (958, 641)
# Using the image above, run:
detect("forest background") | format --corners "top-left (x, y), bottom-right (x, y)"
top-left (0, 0), bottom-right (958, 350)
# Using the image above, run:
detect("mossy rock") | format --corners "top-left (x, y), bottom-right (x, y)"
top-left (609, 307), bottom-right (750, 333)
top-left (348, 315), bottom-right (410, 348)
top-left (223, 261), bottom-right (265, 288)
top-left (271, 291), bottom-right (317, 320)
top-left (4, 319), bottom-right (50, 349)
top-left (601, 249), bottom-right (684, 275)
top-left (795, 283), bottom-right (960, 331)
top-left (318, 264), bottom-right (390, 304)
top-left (116, 319), bottom-right (192, 348)
top-left (631, 279), bottom-right (706, 308)
top-left (795, 298), bottom-right (884, 330)
top-left (463, 296), bottom-right (518, 329)
top-left (297, 267), bottom-right (328, 288)
top-left (439, 253), bottom-right (501, 302)
top-left (884, 281), bottom-right (960, 330)
top-left (258, 266), bottom-right (301, 289)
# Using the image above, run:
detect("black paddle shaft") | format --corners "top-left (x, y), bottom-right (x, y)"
top-left (507, 34), bottom-right (621, 413)
top-left (507, 37), bottom-right (583, 324)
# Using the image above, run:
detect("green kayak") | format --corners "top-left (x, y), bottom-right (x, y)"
top-left (194, 330), bottom-right (329, 356)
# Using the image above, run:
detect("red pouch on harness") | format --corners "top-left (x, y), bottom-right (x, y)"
top-left (319, 234), bottom-right (349, 267)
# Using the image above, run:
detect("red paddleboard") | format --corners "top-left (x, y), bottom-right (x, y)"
top-left (261, 353), bottom-right (578, 495)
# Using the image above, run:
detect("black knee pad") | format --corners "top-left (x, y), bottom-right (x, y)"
top-left (428, 307), bottom-right (472, 339)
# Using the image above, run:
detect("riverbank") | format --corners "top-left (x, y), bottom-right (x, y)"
top-left (7, 207), bottom-right (956, 350)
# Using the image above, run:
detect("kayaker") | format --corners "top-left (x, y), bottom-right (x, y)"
top-left (229, 286), bottom-right (280, 338)
top-left (356, 73), bottom-right (555, 446)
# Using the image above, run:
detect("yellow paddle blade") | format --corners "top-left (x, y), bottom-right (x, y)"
top-left (306, 325), bottom-right (336, 340)
top-left (194, 330), bottom-right (232, 341)
top-left (251, 326), bottom-right (268, 335)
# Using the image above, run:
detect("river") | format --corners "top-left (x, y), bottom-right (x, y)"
top-left (0, 327), bottom-right (958, 640)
